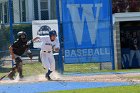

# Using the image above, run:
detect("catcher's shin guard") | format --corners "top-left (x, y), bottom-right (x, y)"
top-left (17, 65), bottom-right (23, 78)
top-left (15, 57), bottom-right (23, 79)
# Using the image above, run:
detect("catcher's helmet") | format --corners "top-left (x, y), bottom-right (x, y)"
top-left (17, 31), bottom-right (27, 38)
top-left (49, 30), bottom-right (57, 37)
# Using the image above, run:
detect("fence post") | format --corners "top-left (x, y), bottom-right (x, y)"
top-left (56, 0), bottom-right (64, 74)
top-left (8, 0), bottom-right (14, 67)
top-left (109, 0), bottom-right (115, 70)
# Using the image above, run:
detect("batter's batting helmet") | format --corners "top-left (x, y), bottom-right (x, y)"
top-left (49, 30), bottom-right (57, 37)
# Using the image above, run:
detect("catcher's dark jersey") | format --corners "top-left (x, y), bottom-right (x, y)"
top-left (12, 39), bottom-right (28, 56)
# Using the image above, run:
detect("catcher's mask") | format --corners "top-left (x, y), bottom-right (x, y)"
top-left (17, 31), bottom-right (27, 42)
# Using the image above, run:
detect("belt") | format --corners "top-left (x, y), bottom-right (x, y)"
top-left (43, 51), bottom-right (51, 53)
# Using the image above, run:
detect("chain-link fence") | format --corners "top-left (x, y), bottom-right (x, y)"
top-left (0, 24), bottom-right (10, 66)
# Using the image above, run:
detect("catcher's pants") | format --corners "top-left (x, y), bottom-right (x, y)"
top-left (40, 51), bottom-right (55, 71)
top-left (129, 50), bottom-right (140, 67)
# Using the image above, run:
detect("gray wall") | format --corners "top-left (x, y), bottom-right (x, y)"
top-left (50, 0), bottom-right (56, 19)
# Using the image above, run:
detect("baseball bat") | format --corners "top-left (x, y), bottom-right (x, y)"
top-left (0, 71), bottom-right (12, 81)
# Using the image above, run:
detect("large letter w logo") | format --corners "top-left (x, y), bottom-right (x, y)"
top-left (67, 4), bottom-right (102, 45)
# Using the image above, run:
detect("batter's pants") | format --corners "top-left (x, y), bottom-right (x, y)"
top-left (40, 51), bottom-right (55, 71)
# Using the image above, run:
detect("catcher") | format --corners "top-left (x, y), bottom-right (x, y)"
top-left (7, 31), bottom-right (32, 80)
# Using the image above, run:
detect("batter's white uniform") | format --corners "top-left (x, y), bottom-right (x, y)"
top-left (39, 36), bottom-right (60, 71)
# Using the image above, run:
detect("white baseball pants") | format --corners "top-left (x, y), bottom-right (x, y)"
top-left (40, 51), bottom-right (55, 71)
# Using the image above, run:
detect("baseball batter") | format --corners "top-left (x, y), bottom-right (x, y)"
top-left (32, 30), bottom-right (60, 80)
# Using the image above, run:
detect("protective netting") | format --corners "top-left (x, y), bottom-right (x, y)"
top-left (0, 24), bottom-right (10, 66)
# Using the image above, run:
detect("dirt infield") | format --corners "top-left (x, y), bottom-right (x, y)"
top-left (62, 73), bottom-right (140, 82)
top-left (0, 72), bottom-right (140, 84)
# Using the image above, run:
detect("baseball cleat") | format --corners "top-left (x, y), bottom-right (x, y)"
top-left (45, 72), bottom-right (53, 81)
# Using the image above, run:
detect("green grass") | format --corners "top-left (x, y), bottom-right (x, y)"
top-left (127, 76), bottom-right (140, 79)
top-left (64, 63), bottom-right (100, 73)
top-left (0, 63), bottom-right (101, 77)
top-left (43, 85), bottom-right (140, 93)
top-left (0, 66), bottom-right (11, 77)
top-left (0, 62), bottom-right (46, 77)
top-left (64, 63), bottom-right (140, 73)
top-left (23, 62), bottom-right (46, 76)
top-left (0, 62), bottom-right (140, 77)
